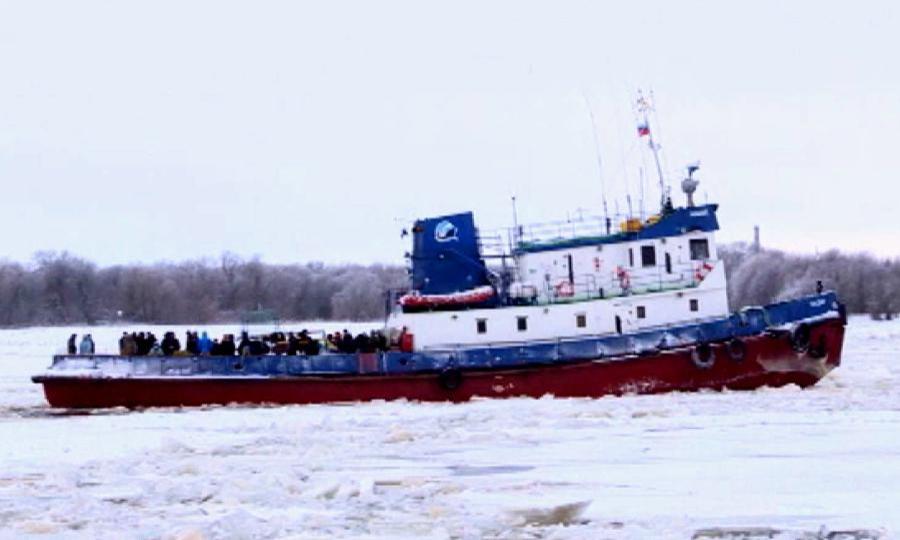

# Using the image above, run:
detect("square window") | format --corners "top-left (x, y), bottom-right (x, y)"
top-left (689, 239), bottom-right (710, 261)
top-left (641, 245), bottom-right (656, 267)
top-left (636, 306), bottom-right (646, 319)
top-left (690, 299), bottom-right (699, 312)
top-left (476, 319), bottom-right (487, 334)
top-left (517, 316), bottom-right (527, 332)
top-left (575, 314), bottom-right (587, 328)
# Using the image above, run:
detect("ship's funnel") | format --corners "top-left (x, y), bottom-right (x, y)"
top-left (409, 212), bottom-right (492, 295)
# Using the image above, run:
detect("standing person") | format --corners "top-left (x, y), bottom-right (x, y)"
top-left (122, 333), bottom-right (138, 356)
top-left (341, 329), bottom-right (354, 353)
top-left (287, 332), bottom-right (300, 355)
top-left (198, 331), bottom-right (212, 355)
top-left (66, 334), bottom-right (77, 355)
top-left (161, 332), bottom-right (181, 356)
top-left (135, 332), bottom-right (147, 355)
top-left (238, 332), bottom-right (251, 357)
top-left (220, 334), bottom-right (236, 356)
top-left (185, 331), bottom-right (199, 355)
top-left (79, 334), bottom-right (95, 355)
top-left (118, 332), bottom-right (128, 355)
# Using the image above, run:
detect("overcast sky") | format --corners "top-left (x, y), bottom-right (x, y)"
top-left (1, 1), bottom-right (897, 266)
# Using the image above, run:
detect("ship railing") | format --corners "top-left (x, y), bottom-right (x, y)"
top-left (476, 232), bottom-right (508, 259)
top-left (504, 211), bottom-right (649, 250)
top-left (385, 260), bottom-right (716, 312)
top-left (525, 260), bottom-right (713, 305)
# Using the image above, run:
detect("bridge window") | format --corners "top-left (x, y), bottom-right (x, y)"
top-left (628, 248), bottom-right (634, 267)
top-left (636, 306), bottom-right (646, 319)
top-left (517, 316), bottom-right (528, 332)
top-left (690, 299), bottom-right (699, 312)
top-left (476, 319), bottom-right (487, 334)
top-left (575, 313), bottom-right (587, 328)
top-left (641, 245), bottom-right (656, 267)
top-left (690, 238), bottom-right (710, 261)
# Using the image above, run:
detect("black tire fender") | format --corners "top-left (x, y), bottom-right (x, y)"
top-left (692, 342), bottom-right (715, 369)
top-left (727, 338), bottom-right (747, 362)
top-left (791, 323), bottom-right (811, 353)
top-left (808, 336), bottom-right (828, 359)
top-left (438, 367), bottom-right (463, 390)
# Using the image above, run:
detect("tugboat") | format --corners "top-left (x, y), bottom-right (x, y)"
top-left (32, 100), bottom-right (847, 409)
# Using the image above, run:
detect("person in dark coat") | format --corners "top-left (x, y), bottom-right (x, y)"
top-left (67, 334), bottom-right (78, 355)
top-left (287, 333), bottom-right (300, 355)
top-left (341, 329), bottom-right (355, 353)
top-left (248, 339), bottom-right (269, 355)
top-left (135, 332), bottom-right (147, 355)
top-left (354, 333), bottom-right (372, 354)
top-left (190, 331), bottom-right (203, 355)
top-left (161, 332), bottom-right (181, 356)
top-left (238, 332), bottom-right (251, 356)
top-left (220, 334), bottom-right (236, 356)
top-left (373, 331), bottom-right (388, 352)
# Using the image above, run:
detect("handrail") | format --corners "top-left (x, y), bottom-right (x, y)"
top-left (390, 260), bottom-right (717, 312)
top-left (509, 211), bottom-right (647, 248)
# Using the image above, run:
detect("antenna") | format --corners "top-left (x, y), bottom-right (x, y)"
top-left (636, 89), bottom-right (667, 211)
top-left (681, 162), bottom-right (700, 207)
top-left (511, 195), bottom-right (520, 245)
top-left (639, 166), bottom-right (646, 220)
top-left (581, 91), bottom-right (608, 219)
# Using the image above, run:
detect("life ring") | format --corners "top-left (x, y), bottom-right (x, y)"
top-left (438, 367), bottom-right (463, 390)
top-left (616, 267), bottom-right (631, 291)
top-left (791, 323), bottom-right (811, 353)
top-left (694, 262), bottom-right (715, 282)
top-left (727, 338), bottom-right (746, 362)
top-left (555, 281), bottom-right (575, 297)
top-left (692, 342), bottom-right (715, 369)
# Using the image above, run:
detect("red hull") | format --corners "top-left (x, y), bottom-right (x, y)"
top-left (34, 318), bottom-right (845, 409)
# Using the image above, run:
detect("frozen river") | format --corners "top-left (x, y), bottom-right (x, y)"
top-left (0, 319), bottom-right (896, 539)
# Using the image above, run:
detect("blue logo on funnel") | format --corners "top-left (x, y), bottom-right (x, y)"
top-left (434, 220), bottom-right (459, 243)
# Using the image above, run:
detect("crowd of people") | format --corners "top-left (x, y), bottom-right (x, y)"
top-left (66, 329), bottom-right (393, 357)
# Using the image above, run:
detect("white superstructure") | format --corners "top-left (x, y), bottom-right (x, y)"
top-left (387, 205), bottom-right (729, 351)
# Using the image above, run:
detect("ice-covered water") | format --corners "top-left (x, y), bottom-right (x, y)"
top-left (0, 319), bottom-right (897, 539)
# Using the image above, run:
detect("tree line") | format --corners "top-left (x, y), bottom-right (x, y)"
top-left (0, 246), bottom-right (897, 328)
top-left (0, 252), bottom-right (407, 326)
top-left (720, 244), bottom-right (899, 319)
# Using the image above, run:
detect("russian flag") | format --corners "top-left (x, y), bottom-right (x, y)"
top-left (637, 123), bottom-right (650, 137)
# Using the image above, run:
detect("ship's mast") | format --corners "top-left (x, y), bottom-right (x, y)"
top-left (581, 91), bottom-right (609, 221)
top-left (636, 90), bottom-right (667, 211)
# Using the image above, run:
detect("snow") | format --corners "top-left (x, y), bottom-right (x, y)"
top-left (0, 318), bottom-right (897, 539)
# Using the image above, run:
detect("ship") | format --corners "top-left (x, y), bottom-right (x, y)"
top-left (32, 98), bottom-right (846, 409)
